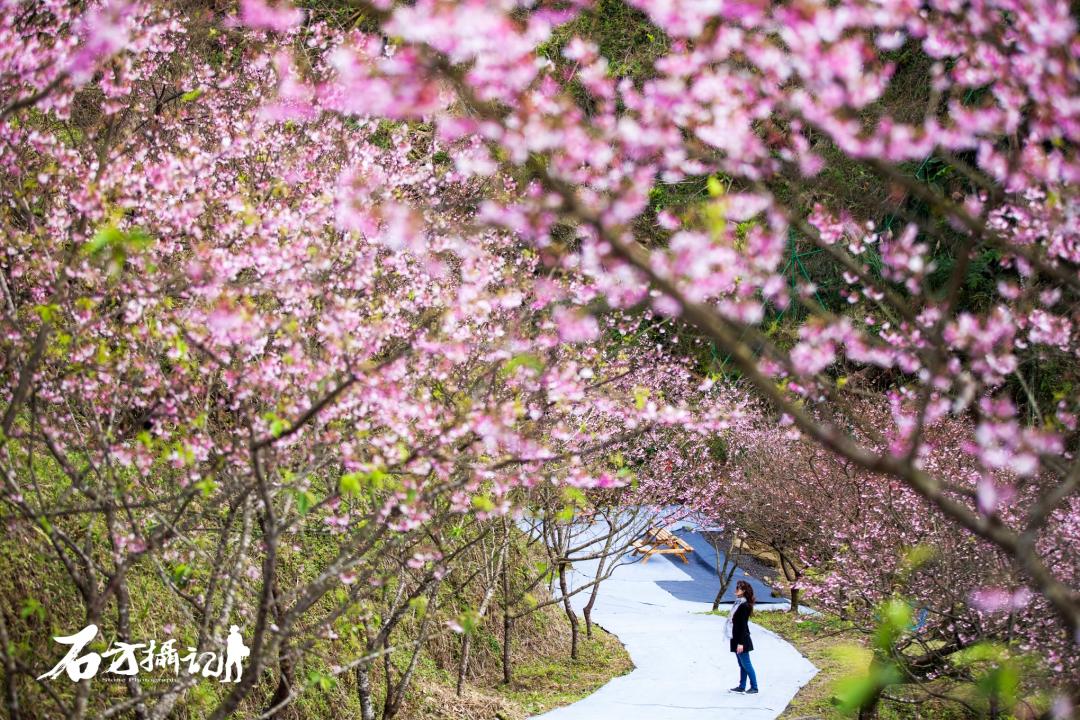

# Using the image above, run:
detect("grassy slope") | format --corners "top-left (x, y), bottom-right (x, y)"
top-left (1, 520), bottom-right (632, 719)
top-left (406, 623), bottom-right (632, 720)
top-left (497, 625), bottom-right (633, 718)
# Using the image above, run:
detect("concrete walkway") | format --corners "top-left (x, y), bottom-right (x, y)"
top-left (531, 521), bottom-right (818, 720)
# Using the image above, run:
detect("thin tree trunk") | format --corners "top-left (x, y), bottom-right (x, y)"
top-left (206, 482), bottom-right (283, 720)
top-left (381, 635), bottom-right (393, 719)
top-left (265, 573), bottom-right (294, 718)
top-left (385, 586), bottom-right (439, 719)
top-left (356, 664), bottom-right (376, 720)
top-left (456, 634), bottom-right (473, 697)
top-left (582, 555), bottom-right (605, 639)
top-left (72, 609), bottom-right (98, 720)
top-left (778, 552), bottom-right (801, 613)
top-left (267, 652), bottom-right (295, 718)
top-left (711, 564), bottom-right (738, 611)
top-left (558, 562), bottom-right (580, 660)
top-left (106, 506), bottom-right (147, 720)
top-left (457, 545), bottom-right (506, 695)
top-left (711, 534), bottom-right (740, 611)
top-left (501, 560), bottom-right (513, 684)
top-left (111, 567), bottom-right (148, 719)
top-left (582, 514), bottom-right (619, 638)
top-left (857, 691), bottom-right (881, 720)
top-left (0, 610), bottom-right (19, 720)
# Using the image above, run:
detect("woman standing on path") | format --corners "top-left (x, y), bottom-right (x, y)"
top-left (725, 580), bottom-right (759, 694)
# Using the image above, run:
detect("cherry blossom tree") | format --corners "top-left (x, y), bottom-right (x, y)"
top-left (3, 0), bottom-right (1079, 716)
top-left (679, 401), bottom-right (1078, 715)
top-left (0, 3), bottom-right (729, 717)
top-left (264, 0), bottom-right (1080, 654)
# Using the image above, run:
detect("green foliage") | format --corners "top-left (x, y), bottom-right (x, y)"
top-left (953, 642), bottom-right (1023, 712)
top-left (194, 477), bottom-right (217, 497)
top-left (170, 563), bottom-right (194, 588)
top-left (455, 608), bottom-right (481, 635)
top-left (307, 669), bottom-right (337, 693)
top-left (294, 486), bottom-right (318, 513)
top-left (340, 468), bottom-right (391, 497)
top-left (410, 595), bottom-right (430, 619)
top-left (471, 494), bottom-right (496, 513)
top-left (873, 598), bottom-right (912, 652)
top-left (834, 661), bottom-right (901, 714)
top-left (85, 224), bottom-right (152, 256)
top-left (19, 598), bottom-right (45, 623)
top-left (561, 486), bottom-right (587, 509)
top-left (502, 353), bottom-right (545, 376)
top-left (368, 119), bottom-right (397, 149)
top-left (896, 544), bottom-right (936, 579)
top-left (84, 224), bottom-right (153, 276)
top-left (706, 434), bottom-right (729, 464)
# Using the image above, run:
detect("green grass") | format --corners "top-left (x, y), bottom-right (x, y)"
top-left (701, 610), bottom-right (1040, 720)
top-left (538, 0), bottom-right (668, 85)
top-left (496, 627), bottom-right (634, 717)
top-left (703, 609), bottom-right (872, 719)
top-left (751, 612), bottom-right (873, 720)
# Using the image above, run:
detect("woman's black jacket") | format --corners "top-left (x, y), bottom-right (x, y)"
top-left (729, 602), bottom-right (754, 653)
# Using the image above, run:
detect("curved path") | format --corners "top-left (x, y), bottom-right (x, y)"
top-left (532, 522), bottom-right (817, 720)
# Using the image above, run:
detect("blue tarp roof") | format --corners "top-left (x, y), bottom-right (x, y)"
top-left (643, 528), bottom-right (785, 604)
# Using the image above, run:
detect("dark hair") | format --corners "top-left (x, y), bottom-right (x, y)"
top-left (737, 580), bottom-right (755, 613)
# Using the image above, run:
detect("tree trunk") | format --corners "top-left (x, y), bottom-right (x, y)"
top-left (267, 651), bottom-right (295, 718)
top-left (777, 552), bottom-right (801, 614)
top-left (385, 587), bottom-right (439, 720)
top-left (264, 566), bottom-right (293, 717)
top-left (715, 566), bottom-right (738, 608)
top-left (457, 543), bottom-right (506, 695)
top-left (456, 634), bottom-right (473, 696)
top-left (72, 610), bottom-right (100, 720)
top-left (0, 610), bottom-right (19, 720)
top-left (356, 664), bottom-right (376, 720)
top-left (582, 516), bottom-right (616, 638)
top-left (558, 562), bottom-right (580, 660)
top-left (711, 535), bottom-right (740, 611)
top-left (582, 556), bottom-right (604, 638)
top-left (108, 508), bottom-right (148, 720)
top-left (115, 571), bottom-right (148, 720)
top-left (857, 691), bottom-right (881, 720)
top-left (501, 561), bottom-right (513, 685)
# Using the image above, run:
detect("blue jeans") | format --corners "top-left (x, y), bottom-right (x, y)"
top-left (736, 650), bottom-right (758, 690)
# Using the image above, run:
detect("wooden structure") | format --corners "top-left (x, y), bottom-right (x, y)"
top-left (630, 526), bottom-right (693, 563)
